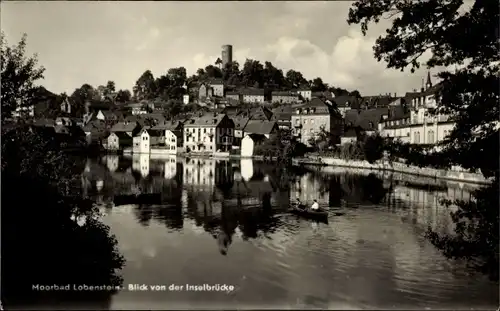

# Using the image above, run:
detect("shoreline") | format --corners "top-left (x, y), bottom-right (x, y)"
top-left (292, 157), bottom-right (491, 185)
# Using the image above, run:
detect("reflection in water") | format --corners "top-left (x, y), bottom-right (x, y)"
top-left (84, 156), bottom-right (498, 309)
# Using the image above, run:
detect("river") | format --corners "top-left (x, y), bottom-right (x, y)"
top-left (82, 154), bottom-right (498, 310)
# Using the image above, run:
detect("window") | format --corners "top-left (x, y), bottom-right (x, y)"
top-left (310, 119), bottom-right (315, 124)
top-left (304, 119), bottom-right (308, 124)
top-left (210, 137), bottom-right (213, 142)
top-left (427, 130), bottom-right (435, 144)
top-left (203, 128), bottom-right (206, 133)
top-left (414, 131), bottom-right (420, 144)
top-left (309, 129), bottom-right (313, 133)
top-left (210, 146), bottom-right (212, 150)
top-left (295, 119), bottom-right (300, 125)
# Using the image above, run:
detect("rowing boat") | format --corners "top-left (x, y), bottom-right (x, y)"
top-left (289, 205), bottom-right (328, 223)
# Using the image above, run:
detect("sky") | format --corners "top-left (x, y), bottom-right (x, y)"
top-left (2, 1), bottom-right (435, 97)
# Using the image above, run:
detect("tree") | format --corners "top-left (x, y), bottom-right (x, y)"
top-left (167, 67), bottom-right (187, 88)
top-left (1, 33), bottom-right (124, 308)
top-left (204, 65), bottom-right (223, 79)
top-left (115, 89), bottom-right (131, 103)
top-left (105, 80), bottom-right (116, 94)
top-left (215, 58), bottom-right (222, 69)
top-left (347, 0), bottom-right (499, 279)
top-left (349, 90), bottom-right (362, 98)
top-left (241, 59), bottom-right (264, 88)
top-left (285, 69), bottom-right (307, 88)
top-left (70, 84), bottom-right (98, 117)
top-left (363, 134), bottom-right (384, 164)
top-left (311, 77), bottom-right (327, 92)
top-left (134, 70), bottom-right (156, 100)
top-left (1, 32), bottom-right (45, 121)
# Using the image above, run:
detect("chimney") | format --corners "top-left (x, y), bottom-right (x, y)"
top-left (394, 92), bottom-right (397, 97)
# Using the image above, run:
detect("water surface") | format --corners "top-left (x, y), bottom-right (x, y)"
top-left (84, 155), bottom-right (498, 309)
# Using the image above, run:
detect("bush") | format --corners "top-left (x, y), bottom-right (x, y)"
top-left (363, 134), bottom-right (384, 164)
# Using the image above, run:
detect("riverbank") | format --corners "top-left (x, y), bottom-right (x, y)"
top-left (292, 157), bottom-right (491, 185)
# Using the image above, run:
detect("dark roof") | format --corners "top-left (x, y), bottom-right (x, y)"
top-left (239, 88), bottom-right (265, 96)
top-left (333, 95), bottom-right (359, 108)
top-left (249, 106), bottom-right (273, 121)
top-left (85, 100), bottom-right (112, 111)
top-left (271, 105), bottom-right (293, 121)
top-left (226, 91), bottom-right (239, 96)
top-left (296, 98), bottom-right (340, 116)
top-left (132, 125), bottom-right (149, 137)
top-left (272, 91), bottom-right (298, 96)
top-left (151, 120), bottom-right (182, 131)
top-left (243, 120), bottom-right (277, 135)
top-left (110, 121), bottom-right (138, 132)
top-left (359, 95), bottom-right (395, 108)
top-left (110, 132), bottom-right (132, 140)
top-left (209, 78), bottom-right (224, 85)
top-left (83, 120), bottom-right (106, 132)
top-left (344, 108), bottom-right (389, 131)
top-left (342, 128), bottom-right (358, 138)
top-left (231, 117), bottom-right (250, 130)
top-left (101, 110), bottom-right (118, 119)
top-left (184, 113), bottom-right (228, 127)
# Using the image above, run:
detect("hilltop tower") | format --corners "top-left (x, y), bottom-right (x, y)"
top-left (221, 45), bottom-right (233, 67)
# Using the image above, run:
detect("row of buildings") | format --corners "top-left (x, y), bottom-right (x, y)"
top-left (21, 72), bottom-right (458, 156)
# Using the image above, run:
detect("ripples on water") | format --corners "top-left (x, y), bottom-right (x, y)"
top-left (85, 155), bottom-right (498, 310)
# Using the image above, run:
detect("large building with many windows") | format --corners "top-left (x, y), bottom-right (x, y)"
top-left (291, 98), bottom-right (343, 146)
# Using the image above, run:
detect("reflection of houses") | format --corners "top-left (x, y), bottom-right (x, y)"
top-left (132, 153), bottom-right (150, 178)
top-left (163, 155), bottom-right (177, 179)
top-left (183, 113), bottom-right (234, 153)
top-left (105, 155), bottom-right (120, 172)
top-left (240, 159), bottom-right (254, 181)
top-left (183, 157), bottom-right (216, 189)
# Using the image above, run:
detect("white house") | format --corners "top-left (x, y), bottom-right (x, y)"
top-left (60, 98), bottom-right (71, 114)
top-left (297, 87), bottom-right (312, 101)
top-left (164, 129), bottom-right (178, 154)
top-left (132, 127), bottom-right (150, 153)
top-left (209, 78), bottom-right (224, 97)
top-left (240, 135), bottom-right (255, 158)
top-left (183, 94), bottom-right (190, 105)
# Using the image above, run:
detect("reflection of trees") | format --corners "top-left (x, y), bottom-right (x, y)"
top-left (426, 178), bottom-right (499, 281)
top-left (2, 127), bottom-right (124, 308)
top-left (134, 204), bottom-right (153, 227)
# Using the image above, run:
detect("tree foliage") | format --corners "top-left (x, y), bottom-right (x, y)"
top-left (347, 0), bottom-right (499, 279)
top-left (1, 34), bottom-right (124, 308)
top-left (0, 32), bottom-right (45, 121)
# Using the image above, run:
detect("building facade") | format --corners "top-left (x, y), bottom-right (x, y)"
top-left (297, 88), bottom-right (312, 101)
top-left (240, 89), bottom-right (265, 104)
top-left (132, 128), bottom-right (150, 153)
top-left (272, 91), bottom-right (299, 104)
top-left (183, 113), bottom-right (235, 153)
top-left (209, 78), bottom-right (224, 97)
top-left (291, 98), bottom-right (343, 146)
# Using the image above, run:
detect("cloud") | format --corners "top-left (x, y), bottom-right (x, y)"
top-left (1, 1), bottom-right (435, 96)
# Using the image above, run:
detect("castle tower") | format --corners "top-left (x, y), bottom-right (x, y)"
top-left (221, 45), bottom-right (233, 68)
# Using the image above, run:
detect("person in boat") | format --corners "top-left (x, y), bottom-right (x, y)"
top-left (310, 199), bottom-right (320, 211)
top-left (295, 197), bottom-right (306, 210)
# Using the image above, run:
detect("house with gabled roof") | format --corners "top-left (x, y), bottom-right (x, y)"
top-left (271, 105), bottom-right (293, 129)
top-left (110, 120), bottom-right (140, 137)
top-left (183, 113), bottom-right (234, 153)
top-left (243, 120), bottom-right (279, 139)
top-left (231, 116), bottom-right (250, 147)
top-left (107, 132), bottom-right (133, 151)
top-left (132, 126), bottom-right (150, 154)
top-left (291, 98), bottom-right (343, 146)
